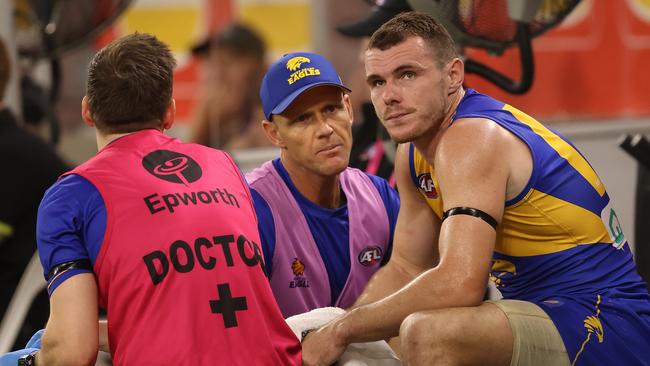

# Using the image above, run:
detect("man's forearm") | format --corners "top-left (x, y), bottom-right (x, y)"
top-left (351, 259), bottom-right (421, 309)
top-left (337, 266), bottom-right (486, 344)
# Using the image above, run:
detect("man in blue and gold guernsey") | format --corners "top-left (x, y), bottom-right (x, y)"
top-left (301, 12), bottom-right (650, 366)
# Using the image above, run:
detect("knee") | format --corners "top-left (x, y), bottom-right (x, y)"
top-left (399, 310), bottom-right (465, 364)
top-left (399, 312), bottom-right (442, 356)
top-left (400, 312), bottom-right (432, 345)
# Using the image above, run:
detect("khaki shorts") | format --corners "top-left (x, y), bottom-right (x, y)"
top-left (488, 300), bottom-right (571, 366)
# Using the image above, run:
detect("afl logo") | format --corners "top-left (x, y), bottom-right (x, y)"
top-left (417, 173), bottom-right (438, 199)
top-left (358, 246), bottom-right (382, 266)
top-left (142, 150), bottom-right (202, 186)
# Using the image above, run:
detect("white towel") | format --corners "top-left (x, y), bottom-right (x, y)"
top-left (286, 307), bottom-right (401, 366)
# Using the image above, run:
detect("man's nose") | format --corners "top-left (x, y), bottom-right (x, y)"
top-left (382, 82), bottom-right (401, 105)
top-left (315, 114), bottom-right (335, 137)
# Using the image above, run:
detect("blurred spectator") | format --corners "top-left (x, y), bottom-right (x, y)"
top-left (337, 0), bottom-right (411, 185)
top-left (0, 37), bottom-right (68, 350)
top-left (189, 23), bottom-right (272, 150)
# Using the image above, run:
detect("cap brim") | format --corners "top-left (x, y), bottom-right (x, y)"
top-left (336, 7), bottom-right (407, 38)
top-left (270, 82), bottom-right (351, 118)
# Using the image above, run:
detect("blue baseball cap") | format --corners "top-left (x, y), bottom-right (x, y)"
top-left (260, 52), bottom-right (350, 120)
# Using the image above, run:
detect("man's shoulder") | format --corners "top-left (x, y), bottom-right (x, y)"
top-left (42, 175), bottom-right (100, 209)
top-left (245, 159), bottom-right (274, 180)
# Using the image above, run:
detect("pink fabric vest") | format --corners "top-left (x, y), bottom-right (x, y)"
top-left (68, 130), bottom-right (300, 365)
top-left (247, 161), bottom-right (390, 317)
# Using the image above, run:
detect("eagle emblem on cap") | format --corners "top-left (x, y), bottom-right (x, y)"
top-left (287, 56), bottom-right (310, 71)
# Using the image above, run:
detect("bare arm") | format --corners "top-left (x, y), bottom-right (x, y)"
top-left (36, 273), bottom-right (99, 366)
top-left (302, 119), bottom-right (509, 365)
top-left (351, 143), bottom-right (439, 308)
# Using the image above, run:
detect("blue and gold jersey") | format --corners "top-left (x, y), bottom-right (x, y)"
top-left (410, 88), bottom-right (650, 365)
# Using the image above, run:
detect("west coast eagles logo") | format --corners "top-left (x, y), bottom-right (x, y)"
top-left (289, 258), bottom-right (309, 288)
top-left (286, 56), bottom-right (321, 85)
top-left (287, 56), bottom-right (310, 71)
top-left (489, 259), bottom-right (516, 288)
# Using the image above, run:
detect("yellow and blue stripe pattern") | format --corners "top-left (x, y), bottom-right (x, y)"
top-left (409, 88), bottom-right (650, 365)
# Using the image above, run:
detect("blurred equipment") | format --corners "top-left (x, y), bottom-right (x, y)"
top-left (620, 134), bottom-right (650, 290)
top-left (13, 0), bottom-right (134, 144)
top-left (620, 134), bottom-right (650, 172)
top-left (16, 0), bottom-right (133, 59)
top-left (406, 0), bottom-right (582, 94)
top-left (337, 0), bottom-right (412, 37)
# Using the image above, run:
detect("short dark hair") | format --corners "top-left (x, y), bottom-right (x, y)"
top-left (192, 23), bottom-right (266, 61)
top-left (0, 38), bottom-right (10, 102)
top-left (368, 11), bottom-right (459, 67)
top-left (86, 33), bottom-right (177, 133)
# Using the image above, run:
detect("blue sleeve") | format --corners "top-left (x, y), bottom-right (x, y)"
top-left (250, 188), bottom-right (276, 277)
top-left (36, 174), bottom-right (106, 295)
top-left (367, 174), bottom-right (400, 265)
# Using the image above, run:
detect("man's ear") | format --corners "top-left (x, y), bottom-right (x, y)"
top-left (446, 58), bottom-right (465, 95)
top-left (161, 99), bottom-right (176, 131)
top-left (81, 96), bottom-right (95, 127)
top-left (343, 93), bottom-right (354, 125)
top-left (261, 119), bottom-right (285, 148)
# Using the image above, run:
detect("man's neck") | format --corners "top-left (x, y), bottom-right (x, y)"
top-left (95, 128), bottom-right (162, 150)
top-left (280, 156), bottom-right (343, 209)
top-left (96, 131), bottom-right (132, 150)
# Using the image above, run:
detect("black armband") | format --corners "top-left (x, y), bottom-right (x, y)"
top-left (46, 259), bottom-right (92, 281)
top-left (442, 207), bottom-right (498, 229)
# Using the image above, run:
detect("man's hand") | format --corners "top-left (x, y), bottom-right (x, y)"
top-left (301, 323), bottom-right (347, 366)
top-left (0, 329), bottom-right (43, 366)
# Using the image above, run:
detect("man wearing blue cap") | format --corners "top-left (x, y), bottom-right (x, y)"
top-left (247, 52), bottom-right (400, 318)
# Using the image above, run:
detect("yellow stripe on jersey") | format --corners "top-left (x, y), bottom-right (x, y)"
top-left (497, 189), bottom-right (611, 256)
top-left (503, 104), bottom-right (606, 196)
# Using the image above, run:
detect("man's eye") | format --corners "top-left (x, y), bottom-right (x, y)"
top-left (324, 105), bottom-right (340, 114)
top-left (402, 71), bottom-right (415, 79)
top-left (372, 80), bottom-right (385, 87)
top-left (292, 115), bottom-right (309, 123)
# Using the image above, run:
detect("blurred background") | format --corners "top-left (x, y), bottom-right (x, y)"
top-left (1, 0), bottom-right (650, 357)
top-left (1, 0), bottom-right (648, 250)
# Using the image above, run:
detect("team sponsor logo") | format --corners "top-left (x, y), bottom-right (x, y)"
top-left (289, 257), bottom-right (310, 288)
top-left (143, 187), bottom-right (240, 215)
top-left (489, 259), bottom-right (516, 288)
top-left (142, 150), bottom-right (202, 186)
top-left (358, 246), bottom-right (382, 266)
top-left (286, 56), bottom-right (321, 85)
top-left (600, 202), bottom-right (626, 249)
top-left (417, 173), bottom-right (438, 199)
